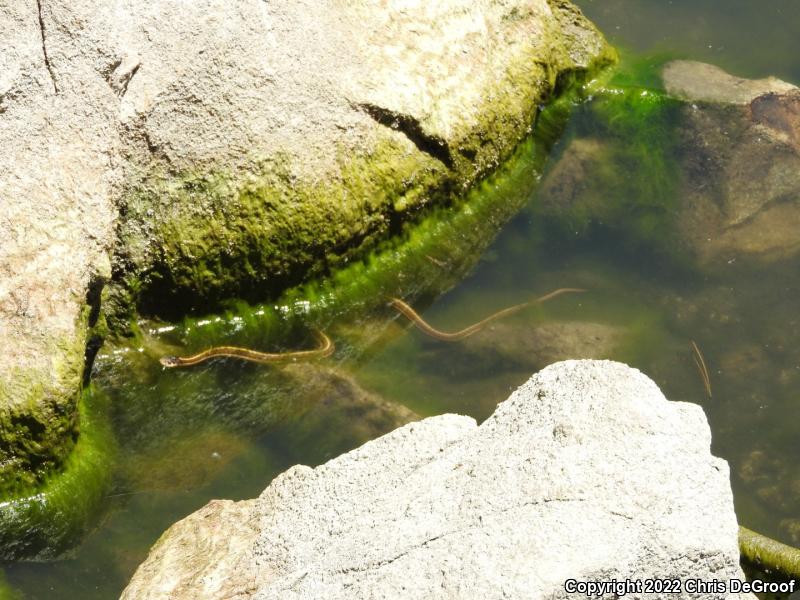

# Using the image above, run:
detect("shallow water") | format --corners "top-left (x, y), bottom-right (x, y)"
top-left (4, 3), bottom-right (800, 598)
top-left (577, 0), bottom-right (800, 83)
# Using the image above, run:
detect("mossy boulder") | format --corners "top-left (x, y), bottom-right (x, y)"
top-left (114, 0), bottom-right (616, 318)
top-left (529, 59), bottom-right (800, 270)
top-left (0, 0), bottom-right (614, 560)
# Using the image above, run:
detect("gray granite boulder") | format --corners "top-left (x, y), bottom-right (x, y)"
top-left (662, 60), bottom-right (796, 105)
top-left (122, 360), bottom-right (750, 599)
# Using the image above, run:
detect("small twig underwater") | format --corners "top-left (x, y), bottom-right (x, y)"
top-left (105, 490), bottom-right (155, 498)
top-left (425, 254), bottom-right (447, 268)
top-left (691, 340), bottom-right (712, 399)
top-left (389, 288), bottom-right (586, 342)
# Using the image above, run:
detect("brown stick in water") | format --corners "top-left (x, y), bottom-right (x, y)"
top-left (389, 288), bottom-right (586, 342)
top-left (691, 339), bottom-right (712, 399)
top-left (159, 329), bottom-right (334, 368)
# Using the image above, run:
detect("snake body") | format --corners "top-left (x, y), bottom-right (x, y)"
top-left (389, 288), bottom-right (585, 341)
top-left (159, 329), bottom-right (334, 368)
top-left (160, 288), bottom-right (582, 366)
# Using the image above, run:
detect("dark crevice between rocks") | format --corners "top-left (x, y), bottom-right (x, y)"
top-left (36, 0), bottom-right (59, 94)
top-left (82, 275), bottom-right (106, 387)
top-left (354, 102), bottom-right (455, 169)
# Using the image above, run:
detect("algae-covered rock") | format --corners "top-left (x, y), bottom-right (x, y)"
top-left (531, 85), bottom-right (683, 259)
top-left (531, 60), bottom-right (800, 268)
top-left (0, 1), bottom-right (116, 494)
top-left (0, 387), bottom-right (114, 560)
top-left (0, 0), bottom-right (614, 559)
top-left (115, 0), bottom-right (615, 315)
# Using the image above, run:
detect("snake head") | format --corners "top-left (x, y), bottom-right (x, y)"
top-left (159, 356), bottom-right (179, 368)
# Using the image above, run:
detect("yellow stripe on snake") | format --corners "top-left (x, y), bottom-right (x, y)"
top-left (159, 329), bottom-right (334, 368)
top-left (389, 288), bottom-right (585, 341)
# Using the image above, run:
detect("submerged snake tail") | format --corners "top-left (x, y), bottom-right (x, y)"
top-left (390, 287), bottom-right (586, 342)
top-left (534, 287), bottom-right (586, 303)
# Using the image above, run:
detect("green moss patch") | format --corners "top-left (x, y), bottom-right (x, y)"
top-left (0, 386), bottom-right (114, 560)
top-left (0, 335), bottom-right (86, 497)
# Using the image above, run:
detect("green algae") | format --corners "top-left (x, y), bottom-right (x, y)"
top-left (0, 336), bottom-right (85, 497)
top-left (603, 51), bottom-right (675, 91)
top-left (0, 276), bottom-right (116, 559)
top-left (0, 573), bottom-right (20, 600)
top-left (116, 139), bottom-right (450, 320)
top-left (0, 386), bottom-right (114, 560)
top-left (532, 55), bottom-right (686, 263)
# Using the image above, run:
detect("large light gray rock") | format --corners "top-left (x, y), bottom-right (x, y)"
top-left (0, 2), bottom-right (118, 493)
top-left (122, 360), bottom-right (750, 599)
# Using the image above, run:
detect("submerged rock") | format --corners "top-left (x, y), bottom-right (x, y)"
top-left (112, 354), bottom-right (417, 489)
top-left (265, 363), bottom-right (419, 464)
top-left (536, 137), bottom-right (607, 214)
top-left (665, 61), bottom-right (800, 265)
top-left (738, 450), bottom-right (800, 522)
top-left (662, 60), bottom-right (796, 105)
top-left (122, 360), bottom-right (748, 599)
top-left (454, 319), bottom-right (622, 373)
top-left (781, 519), bottom-right (800, 547)
top-left (122, 430), bottom-right (253, 493)
top-left (0, 0), bottom-right (613, 556)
